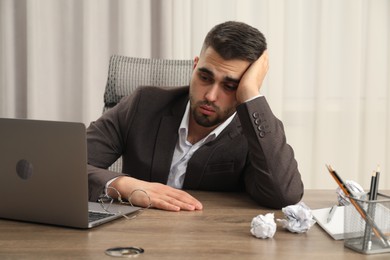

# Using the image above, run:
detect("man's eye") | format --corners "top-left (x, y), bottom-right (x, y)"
top-left (199, 73), bottom-right (212, 82)
top-left (224, 84), bottom-right (238, 91)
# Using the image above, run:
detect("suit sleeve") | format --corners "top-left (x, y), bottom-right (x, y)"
top-left (86, 93), bottom-right (139, 202)
top-left (236, 96), bottom-right (304, 209)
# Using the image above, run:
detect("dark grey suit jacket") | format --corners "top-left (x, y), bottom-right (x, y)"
top-left (87, 86), bottom-right (304, 209)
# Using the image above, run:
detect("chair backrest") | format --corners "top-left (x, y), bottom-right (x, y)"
top-left (102, 55), bottom-right (194, 172)
top-left (103, 55), bottom-right (194, 112)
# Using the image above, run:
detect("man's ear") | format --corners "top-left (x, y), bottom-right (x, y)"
top-left (193, 56), bottom-right (199, 70)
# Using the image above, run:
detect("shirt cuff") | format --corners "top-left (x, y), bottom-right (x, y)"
top-left (104, 177), bottom-right (118, 195)
top-left (244, 94), bottom-right (263, 103)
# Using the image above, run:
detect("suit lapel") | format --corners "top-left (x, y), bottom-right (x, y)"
top-left (150, 98), bottom-right (187, 183)
top-left (183, 115), bottom-right (242, 189)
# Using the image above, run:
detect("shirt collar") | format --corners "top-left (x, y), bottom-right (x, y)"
top-left (179, 102), bottom-right (236, 144)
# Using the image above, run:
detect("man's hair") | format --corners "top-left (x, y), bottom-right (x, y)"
top-left (201, 21), bottom-right (267, 62)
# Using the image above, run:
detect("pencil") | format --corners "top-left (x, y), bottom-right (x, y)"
top-left (326, 165), bottom-right (390, 248)
top-left (363, 170), bottom-right (378, 250)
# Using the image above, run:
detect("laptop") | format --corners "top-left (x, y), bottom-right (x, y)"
top-left (0, 118), bottom-right (140, 228)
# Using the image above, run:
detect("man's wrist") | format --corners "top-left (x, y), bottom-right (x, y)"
top-left (244, 94), bottom-right (262, 103)
top-left (105, 177), bottom-right (118, 194)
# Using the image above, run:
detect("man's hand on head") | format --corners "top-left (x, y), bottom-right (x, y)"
top-left (236, 50), bottom-right (269, 104)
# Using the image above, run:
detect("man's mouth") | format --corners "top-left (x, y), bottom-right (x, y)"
top-left (199, 104), bottom-right (215, 116)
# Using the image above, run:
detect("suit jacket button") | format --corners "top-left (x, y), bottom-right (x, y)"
top-left (252, 112), bottom-right (260, 119)
top-left (259, 131), bottom-right (265, 138)
top-left (257, 125), bottom-right (265, 131)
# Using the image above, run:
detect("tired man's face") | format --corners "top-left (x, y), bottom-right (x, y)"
top-left (189, 47), bottom-right (250, 128)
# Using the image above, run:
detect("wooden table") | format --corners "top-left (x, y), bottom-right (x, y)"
top-left (0, 190), bottom-right (388, 259)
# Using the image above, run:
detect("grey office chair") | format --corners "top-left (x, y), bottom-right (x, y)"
top-left (103, 55), bottom-right (194, 172)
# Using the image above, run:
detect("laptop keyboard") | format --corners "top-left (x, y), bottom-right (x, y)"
top-left (88, 211), bottom-right (115, 222)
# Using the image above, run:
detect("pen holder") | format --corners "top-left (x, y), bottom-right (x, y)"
top-left (344, 193), bottom-right (390, 254)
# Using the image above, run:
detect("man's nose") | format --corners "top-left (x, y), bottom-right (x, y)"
top-left (204, 84), bottom-right (219, 102)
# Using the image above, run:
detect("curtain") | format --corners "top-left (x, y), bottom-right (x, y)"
top-left (1, 0), bottom-right (389, 190)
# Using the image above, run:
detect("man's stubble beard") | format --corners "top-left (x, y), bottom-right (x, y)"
top-left (189, 96), bottom-right (236, 128)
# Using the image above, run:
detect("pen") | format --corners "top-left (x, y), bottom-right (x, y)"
top-left (369, 170), bottom-right (377, 200)
top-left (327, 205), bottom-right (337, 223)
top-left (373, 166), bottom-right (380, 200)
top-left (326, 164), bottom-right (390, 248)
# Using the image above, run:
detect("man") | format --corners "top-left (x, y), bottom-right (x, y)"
top-left (87, 21), bottom-right (304, 211)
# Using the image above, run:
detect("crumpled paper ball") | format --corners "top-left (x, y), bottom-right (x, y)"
top-left (277, 202), bottom-right (316, 233)
top-left (336, 180), bottom-right (364, 206)
top-left (250, 213), bottom-right (276, 239)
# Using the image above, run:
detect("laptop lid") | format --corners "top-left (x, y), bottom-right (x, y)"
top-left (0, 118), bottom-right (139, 229)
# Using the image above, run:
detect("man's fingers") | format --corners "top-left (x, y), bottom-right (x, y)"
top-left (151, 199), bottom-right (181, 212)
top-left (165, 189), bottom-right (203, 210)
top-left (150, 191), bottom-right (202, 211)
top-left (236, 50), bottom-right (270, 103)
